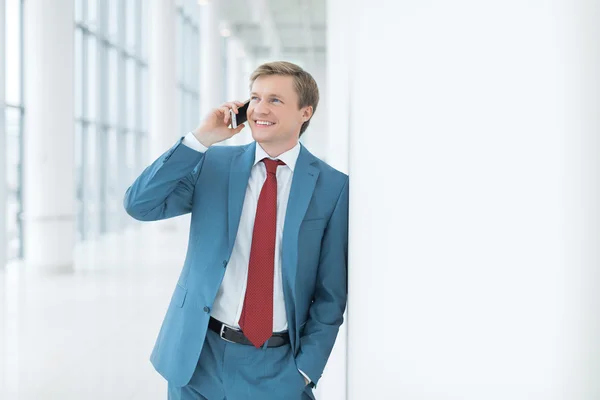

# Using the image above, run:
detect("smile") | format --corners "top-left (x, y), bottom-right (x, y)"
top-left (255, 120), bottom-right (275, 126)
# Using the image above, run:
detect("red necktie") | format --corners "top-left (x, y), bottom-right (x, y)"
top-left (239, 158), bottom-right (286, 348)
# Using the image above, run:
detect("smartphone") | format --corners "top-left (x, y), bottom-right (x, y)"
top-left (230, 100), bottom-right (250, 129)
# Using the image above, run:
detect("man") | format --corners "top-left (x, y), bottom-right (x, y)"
top-left (124, 61), bottom-right (349, 400)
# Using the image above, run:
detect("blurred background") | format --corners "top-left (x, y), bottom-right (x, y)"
top-left (2, 0), bottom-right (600, 399)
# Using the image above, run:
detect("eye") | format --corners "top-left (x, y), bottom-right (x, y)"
top-left (271, 98), bottom-right (281, 103)
top-left (250, 96), bottom-right (259, 101)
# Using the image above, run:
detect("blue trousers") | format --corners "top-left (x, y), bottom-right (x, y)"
top-left (168, 328), bottom-right (313, 400)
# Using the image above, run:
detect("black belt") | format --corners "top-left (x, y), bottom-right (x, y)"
top-left (208, 316), bottom-right (290, 348)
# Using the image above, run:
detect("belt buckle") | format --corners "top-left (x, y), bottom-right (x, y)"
top-left (219, 323), bottom-right (237, 344)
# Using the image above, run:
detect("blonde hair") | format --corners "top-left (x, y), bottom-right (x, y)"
top-left (249, 61), bottom-right (319, 136)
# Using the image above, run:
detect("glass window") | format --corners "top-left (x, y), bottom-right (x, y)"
top-left (75, 0), bottom-right (84, 22)
top-left (183, 24), bottom-right (191, 84)
top-left (87, 0), bottom-right (98, 30)
top-left (107, 0), bottom-right (119, 40)
top-left (75, 29), bottom-right (83, 118)
top-left (105, 128), bottom-right (118, 232)
top-left (137, 131), bottom-right (148, 175)
top-left (86, 35), bottom-right (97, 121)
top-left (74, 122), bottom-right (84, 241)
top-left (75, 197), bottom-right (83, 242)
top-left (125, 131), bottom-right (136, 187)
top-left (7, 191), bottom-right (20, 259)
top-left (75, 123), bottom-right (83, 190)
top-left (140, 0), bottom-right (148, 59)
top-left (179, 91), bottom-right (186, 135)
top-left (176, 15), bottom-right (184, 83)
top-left (74, 0), bottom-right (148, 241)
top-left (107, 47), bottom-right (119, 126)
top-left (177, 6), bottom-right (200, 139)
top-left (84, 124), bottom-right (99, 238)
top-left (126, 0), bottom-right (136, 52)
top-left (192, 30), bottom-right (199, 89)
top-left (141, 68), bottom-right (148, 132)
top-left (126, 58), bottom-right (136, 128)
top-left (6, 108), bottom-right (21, 192)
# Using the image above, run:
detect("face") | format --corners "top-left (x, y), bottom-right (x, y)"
top-left (247, 75), bottom-right (312, 147)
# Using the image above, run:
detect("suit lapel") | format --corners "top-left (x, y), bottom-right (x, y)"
top-left (282, 144), bottom-right (320, 299)
top-left (227, 142), bottom-right (256, 253)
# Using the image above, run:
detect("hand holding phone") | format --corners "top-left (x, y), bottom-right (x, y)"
top-left (192, 100), bottom-right (247, 147)
top-left (230, 99), bottom-right (250, 129)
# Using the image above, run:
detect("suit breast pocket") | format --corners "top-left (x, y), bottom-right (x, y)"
top-left (301, 218), bottom-right (327, 231)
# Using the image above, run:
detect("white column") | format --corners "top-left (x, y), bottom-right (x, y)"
top-left (234, 56), bottom-right (255, 145)
top-left (299, 56), bottom-right (328, 161)
top-left (226, 36), bottom-right (253, 146)
top-left (311, 1), bottom-right (351, 396)
top-left (226, 36), bottom-right (244, 102)
top-left (148, 0), bottom-right (178, 232)
top-left (326, 0), bottom-right (350, 175)
top-left (331, 0), bottom-right (600, 399)
top-left (226, 35), bottom-right (245, 115)
top-left (22, 0), bottom-right (74, 272)
top-left (565, 3), bottom-right (600, 397)
top-left (0, 0), bottom-right (6, 270)
top-left (149, 0), bottom-right (177, 160)
top-left (199, 3), bottom-right (224, 119)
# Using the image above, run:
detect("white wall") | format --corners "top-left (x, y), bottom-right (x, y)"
top-left (300, 55), bottom-right (328, 161)
top-left (0, 0), bottom-right (6, 270)
top-left (324, 0), bottom-right (600, 399)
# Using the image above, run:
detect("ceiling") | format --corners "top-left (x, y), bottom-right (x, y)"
top-left (213, 0), bottom-right (326, 60)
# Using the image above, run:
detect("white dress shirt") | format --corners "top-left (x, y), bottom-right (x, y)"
top-left (182, 132), bottom-right (311, 384)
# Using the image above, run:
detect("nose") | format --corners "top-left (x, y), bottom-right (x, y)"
top-left (253, 99), bottom-right (270, 116)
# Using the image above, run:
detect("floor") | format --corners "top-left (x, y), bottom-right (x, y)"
top-left (0, 224), bottom-right (188, 399)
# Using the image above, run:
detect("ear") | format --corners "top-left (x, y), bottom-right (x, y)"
top-left (301, 106), bottom-right (313, 122)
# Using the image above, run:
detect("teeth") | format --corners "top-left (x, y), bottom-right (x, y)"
top-left (256, 121), bottom-right (274, 126)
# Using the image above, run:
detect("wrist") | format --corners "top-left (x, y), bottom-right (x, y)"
top-left (192, 127), bottom-right (214, 148)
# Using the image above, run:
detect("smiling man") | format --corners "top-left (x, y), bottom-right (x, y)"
top-left (124, 61), bottom-right (349, 400)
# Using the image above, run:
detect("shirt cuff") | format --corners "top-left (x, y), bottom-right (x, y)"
top-left (298, 369), bottom-right (311, 384)
top-left (182, 132), bottom-right (209, 153)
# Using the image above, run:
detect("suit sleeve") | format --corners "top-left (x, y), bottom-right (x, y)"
top-left (295, 176), bottom-right (349, 387)
top-left (123, 136), bottom-right (206, 221)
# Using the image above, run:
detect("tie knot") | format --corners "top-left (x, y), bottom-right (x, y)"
top-left (262, 158), bottom-right (286, 175)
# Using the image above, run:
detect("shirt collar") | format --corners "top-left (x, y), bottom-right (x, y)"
top-left (254, 142), bottom-right (301, 172)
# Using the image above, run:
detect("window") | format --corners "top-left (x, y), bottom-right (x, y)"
top-left (176, 3), bottom-right (200, 136)
top-left (74, 0), bottom-right (148, 240)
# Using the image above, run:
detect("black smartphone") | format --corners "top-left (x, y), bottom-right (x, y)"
top-left (230, 99), bottom-right (250, 128)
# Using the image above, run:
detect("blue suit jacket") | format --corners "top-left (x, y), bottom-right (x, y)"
top-left (123, 137), bottom-right (349, 391)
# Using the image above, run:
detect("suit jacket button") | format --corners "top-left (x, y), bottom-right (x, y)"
top-left (223, 260), bottom-right (228, 268)
top-left (203, 306), bottom-right (210, 313)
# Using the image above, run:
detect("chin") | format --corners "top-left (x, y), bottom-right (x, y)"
top-left (250, 129), bottom-right (277, 143)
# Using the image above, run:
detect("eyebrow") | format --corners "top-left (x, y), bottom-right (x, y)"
top-left (250, 92), bottom-right (285, 100)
